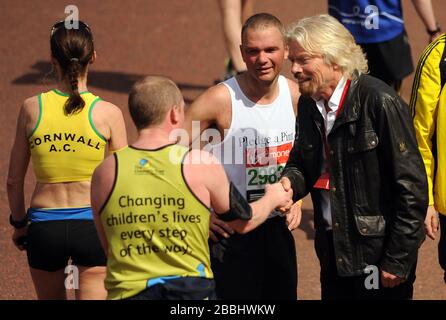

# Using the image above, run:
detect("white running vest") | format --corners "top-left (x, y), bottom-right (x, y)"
top-left (210, 75), bottom-right (296, 217)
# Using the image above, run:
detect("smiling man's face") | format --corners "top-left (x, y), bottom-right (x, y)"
top-left (288, 40), bottom-right (341, 101)
top-left (241, 26), bottom-right (287, 84)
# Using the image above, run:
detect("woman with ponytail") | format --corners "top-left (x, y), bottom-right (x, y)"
top-left (6, 20), bottom-right (127, 299)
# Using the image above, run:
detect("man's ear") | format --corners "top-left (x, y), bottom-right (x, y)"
top-left (284, 44), bottom-right (289, 60)
top-left (240, 44), bottom-right (247, 62)
top-left (90, 50), bottom-right (97, 64)
top-left (170, 105), bottom-right (180, 124)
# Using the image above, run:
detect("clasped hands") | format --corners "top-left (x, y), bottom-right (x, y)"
top-left (276, 177), bottom-right (302, 231)
top-left (209, 177), bottom-right (301, 242)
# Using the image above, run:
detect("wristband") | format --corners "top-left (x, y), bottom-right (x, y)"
top-left (9, 214), bottom-right (28, 229)
top-left (427, 24), bottom-right (441, 36)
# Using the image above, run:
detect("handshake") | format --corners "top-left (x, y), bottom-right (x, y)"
top-left (209, 177), bottom-right (302, 242)
top-left (264, 177), bottom-right (294, 212)
top-left (264, 177), bottom-right (302, 230)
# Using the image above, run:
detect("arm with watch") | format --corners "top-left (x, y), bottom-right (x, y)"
top-left (411, 0), bottom-right (442, 42)
top-left (9, 214), bottom-right (28, 250)
top-left (6, 103), bottom-right (31, 251)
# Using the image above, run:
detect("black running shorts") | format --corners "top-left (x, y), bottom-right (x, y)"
top-left (26, 220), bottom-right (106, 271)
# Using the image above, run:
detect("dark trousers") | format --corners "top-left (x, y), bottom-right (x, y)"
top-left (320, 231), bottom-right (416, 300)
top-left (126, 277), bottom-right (216, 300)
top-left (360, 30), bottom-right (413, 92)
top-left (210, 216), bottom-right (297, 300)
top-left (439, 214), bottom-right (446, 283)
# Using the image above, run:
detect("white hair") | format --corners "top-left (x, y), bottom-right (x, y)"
top-left (286, 14), bottom-right (368, 77)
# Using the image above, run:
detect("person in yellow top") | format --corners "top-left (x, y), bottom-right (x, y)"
top-left (91, 76), bottom-right (292, 300)
top-left (7, 20), bottom-right (127, 299)
top-left (410, 33), bottom-right (446, 283)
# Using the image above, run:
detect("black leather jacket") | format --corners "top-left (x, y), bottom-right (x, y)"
top-left (282, 73), bottom-right (428, 279)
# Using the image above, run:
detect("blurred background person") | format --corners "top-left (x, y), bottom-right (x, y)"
top-left (410, 32), bottom-right (446, 284)
top-left (218, 0), bottom-right (254, 80)
top-left (328, 0), bottom-right (441, 93)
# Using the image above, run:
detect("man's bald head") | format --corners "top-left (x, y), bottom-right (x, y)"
top-left (128, 75), bottom-right (183, 130)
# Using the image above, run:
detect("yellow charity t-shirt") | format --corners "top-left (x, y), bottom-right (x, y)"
top-left (29, 89), bottom-right (107, 183)
top-left (100, 144), bottom-right (213, 300)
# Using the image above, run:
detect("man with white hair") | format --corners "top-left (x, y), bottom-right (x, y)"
top-left (280, 14), bottom-right (428, 300)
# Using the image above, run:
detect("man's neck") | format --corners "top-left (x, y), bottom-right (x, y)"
top-left (237, 73), bottom-right (280, 105)
top-left (132, 127), bottom-right (178, 149)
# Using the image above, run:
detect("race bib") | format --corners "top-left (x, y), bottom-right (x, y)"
top-left (245, 142), bottom-right (292, 202)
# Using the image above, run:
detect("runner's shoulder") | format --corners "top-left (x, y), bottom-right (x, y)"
top-left (21, 95), bottom-right (40, 126)
top-left (193, 82), bottom-right (231, 114)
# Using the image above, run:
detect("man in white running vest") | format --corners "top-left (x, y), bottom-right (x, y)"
top-left (185, 13), bottom-right (301, 299)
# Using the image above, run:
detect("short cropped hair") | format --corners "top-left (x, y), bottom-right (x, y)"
top-left (128, 76), bottom-right (182, 130)
top-left (285, 14), bottom-right (368, 77)
top-left (241, 12), bottom-right (285, 44)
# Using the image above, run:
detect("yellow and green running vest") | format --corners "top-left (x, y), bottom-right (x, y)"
top-left (29, 89), bottom-right (106, 183)
top-left (101, 145), bottom-right (213, 300)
